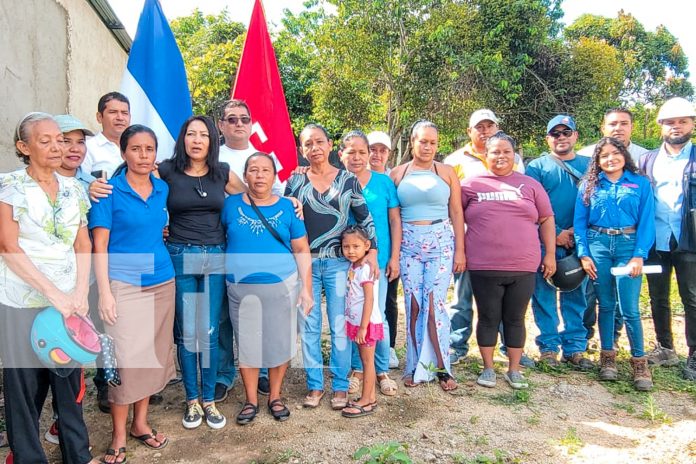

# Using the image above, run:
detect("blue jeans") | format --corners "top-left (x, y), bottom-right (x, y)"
top-left (302, 257), bottom-right (351, 392)
top-left (351, 268), bottom-right (390, 374)
top-left (168, 243), bottom-right (225, 403)
top-left (583, 282), bottom-right (624, 342)
top-left (588, 230), bottom-right (645, 357)
top-left (531, 247), bottom-right (588, 358)
top-left (216, 299), bottom-right (237, 388)
top-left (448, 271), bottom-right (474, 357)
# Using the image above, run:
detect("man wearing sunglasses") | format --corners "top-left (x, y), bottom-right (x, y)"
top-left (526, 115), bottom-right (593, 370)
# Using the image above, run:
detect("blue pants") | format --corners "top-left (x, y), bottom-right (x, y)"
top-left (531, 248), bottom-right (588, 358)
top-left (302, 257), bottom-right (351, 392)
top-left (448, 271), bottom-right (474, 357)
top-left (168, 243), bottom-right (225, 403)
top-left (583, 282), bottom-right (624, 342)
top-left (588, 230), bottom-right (645, 357)
top-left (351, 268), bottom-right (390, 374)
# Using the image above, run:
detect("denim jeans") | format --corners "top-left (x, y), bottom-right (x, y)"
top-left (531, 247), bottom-right (588, 358)
top-left (302, 257), bottom-right (351, 392)
top-left (588, 230), bottom-right (645, 357)
top-left (582, 281), bottom-right (624, 342)
top-left (448, 271), bottom-right (474, 357)
top-left (351, 268), bottom-right (390, 374)
top-left (216, 299), bottom-right (237, 388)
top-left (168, 243), bottom-right (225, 403)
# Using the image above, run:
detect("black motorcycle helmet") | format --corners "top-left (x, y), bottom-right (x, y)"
top-left (546, 253), bottom-right (586, 292)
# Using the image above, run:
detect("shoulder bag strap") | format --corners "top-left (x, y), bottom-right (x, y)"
top-left (547, 154), bottom-right (582, 186)
top-left (247, 195), bottom-right (292, 252)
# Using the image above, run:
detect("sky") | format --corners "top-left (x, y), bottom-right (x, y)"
top-left (107, 0), bottom-right (696, 85)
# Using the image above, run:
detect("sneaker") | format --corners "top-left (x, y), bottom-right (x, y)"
top-left (44, 421), bottom-right (60, 445)
top-left (449, 350), bottom-right (467, 365)
top-left (257, 376), bottom-right (270, 396)
top-left (504, 371), bottom-right (528, 390)
top-left (182, 402), bottom-right (204, 429)
top-left (167, 375), bottom-right (183, 386)
top-left (476, 368), bottom-right (497, 388)
top-left (203, 403), bottom-right (227, 429)
top-left (646, 342), bottom-right (680, 367)
top-left (214, 382), bottom-right (230, 403)
top-left (563, 352), bottom-right (595, 371)
top-left (538, 351), bottom-right (560, 367)
top-left (519, 353), bottom-right (536, 368)
top-left (684, 352), bottom-right (696, 381)
top-left (389, 348), bottom-right (399, 369)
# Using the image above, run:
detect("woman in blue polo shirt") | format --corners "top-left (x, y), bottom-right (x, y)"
top-left (574, 137), bottom-right (655, 391)
top-left (90, 125), bottom-right (175, 463)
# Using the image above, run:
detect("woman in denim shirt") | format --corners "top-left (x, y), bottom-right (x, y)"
top-left (574, 137), bottom-right (655, 391)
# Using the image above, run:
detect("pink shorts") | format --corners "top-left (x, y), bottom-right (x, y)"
top-left (346, 322), bottom-right (384, 347)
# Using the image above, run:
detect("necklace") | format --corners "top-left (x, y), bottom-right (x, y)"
top-left (195, 176), bottom-right (207, 198)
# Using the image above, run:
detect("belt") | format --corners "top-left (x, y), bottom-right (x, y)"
top-left (590, 225), bottom-right (636, 235)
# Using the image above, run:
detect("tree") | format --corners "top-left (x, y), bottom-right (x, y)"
top-left (170, 9), bottom-right (246, 116)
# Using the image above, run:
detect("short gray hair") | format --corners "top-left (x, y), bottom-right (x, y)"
top-left (14, 112), bottom-right (56, 165)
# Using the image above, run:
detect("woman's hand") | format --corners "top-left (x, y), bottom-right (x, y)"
top-left (48, 290), bottom-right (76, 318)
top-left (288, 196), bottom-right (304, 219)
top-left (541, 253), bottom-right (556, 279)
top-left (89, 178), bottom-right (113, 203)
top-left (626, 257), bottom-right (644, 278)
top-left (386, 257), bottom-right (400, 282)
top-left (365, 250), bottom-right (380, 279)
top-left (580, 256), bottom-right (597, 280)
top-left (453, 249), bottom-right (466, 273)
top-left (297, 287), bottom-right (314, 316)
top-left (71, 289), bottom-right (90, 317)
top-left (291, 165), bottom-right (310, 176)
top-left (99, 291), bottom-right (118, 326)
top-left (356, 327), bottom-right (367, 345)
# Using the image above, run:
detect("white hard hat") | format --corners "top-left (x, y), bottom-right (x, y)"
top-left (657, 97), bottom-right (696, 122)
top-left (367, 131), bottom-right (391, 150)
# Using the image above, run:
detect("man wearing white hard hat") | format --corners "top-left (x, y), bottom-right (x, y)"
top-left (639, 97), bottom-right (696, 380)
top-left (444, 109), bottom-right (532, 368)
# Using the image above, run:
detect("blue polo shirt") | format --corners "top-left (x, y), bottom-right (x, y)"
top-left (362, 172), bottom-right (400, 269)
top-left (88, 170), bottom-right (174, 286)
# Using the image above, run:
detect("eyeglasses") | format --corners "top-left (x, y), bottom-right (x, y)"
top-left (224, 116), bottom-right (251, 125)
top-left (548, 129), bottom-right (573, 139)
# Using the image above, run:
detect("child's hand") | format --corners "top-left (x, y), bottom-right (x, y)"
top-left (356, 327), bottom-right (367, 345)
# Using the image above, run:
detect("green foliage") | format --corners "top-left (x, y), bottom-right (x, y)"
top-left (556, 427), bottom-right (583, 455)
top-left (640, 394), bottom-right (672, 424)
top-left (353, 441), bottom-right (412, 464)
top-left (453, 449), bottom-right (521, 464)
top-left (490, 389), bottom-right (530, 405)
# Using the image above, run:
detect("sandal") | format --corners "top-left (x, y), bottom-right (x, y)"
top-left (403, 372), bottom-right (421, 388)
top-left (129, 429), bottom-right (168, 450)
top-left (341, 402), bottom-right (376, 418)
top-left (436, 371), bottom-right (458, 392)
top-left (348, 373), bottom-right (362, 394)
top-left (378, 374), bottom-right (398, 396)
top-left (101, 446), bottom-right (127, 464)
top-left (302, 390), bottom-right (324, 408)
top-left (236, 402), bottom-right (258, 425)
top-left (330, 392), bottom-right (348, 410)
top-left (268, 399), bottom-right (290, 422)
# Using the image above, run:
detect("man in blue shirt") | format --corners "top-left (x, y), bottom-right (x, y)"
top-left (639, 97), bottom-right (696, 380)
top-left (526, 115), bottom-right (593, 370)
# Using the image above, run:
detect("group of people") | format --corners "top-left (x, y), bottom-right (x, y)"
top-left (1, 91), bottom-right (695, 464)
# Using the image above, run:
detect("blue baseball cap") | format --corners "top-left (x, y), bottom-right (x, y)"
top-left (546, 115), bottom-right (576, 134)
top-left (54, 114), bottom-right (94, 137)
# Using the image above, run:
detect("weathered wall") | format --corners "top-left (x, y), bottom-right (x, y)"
top-left (0, 0), bottom-right (127, 172)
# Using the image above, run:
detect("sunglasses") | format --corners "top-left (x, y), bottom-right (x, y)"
top-left (548, 129), bottom-right (574, 138)
top-left (224, 116), bottom-right (251, 125)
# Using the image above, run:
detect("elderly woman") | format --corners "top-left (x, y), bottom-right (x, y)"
top-left (285, 124), bottom-right (377, 410)
top-left (90, 125), bottom-right (175, 463)
top-left (0, 112), bottom-right (98, 463)
top-left (390, 120), bottom-right (465, 391)
top-left (461, 132), bottom-right (556, 390)
top-left (158, 115), bottom-right (245, 431)
top-left (574, 137), bottom-right (655, 390)
top-left (339, 130), bottom-right (401, 396)
top-left (223, 153), bottom-right (312, 424)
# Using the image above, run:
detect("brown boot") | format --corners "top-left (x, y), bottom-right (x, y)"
top-left (599, 350), bottom-right (618, 381)
top-left (630, 356), bottom-right (653, 391)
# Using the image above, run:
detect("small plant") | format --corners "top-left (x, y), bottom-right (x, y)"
top-left (469, 415), bottom-right (479, 425)
top-left (525, 413), bottom-right (541, 426)
top-left (353, 441), bottom-right (412, 464)
top-left (270, 449), bottom-right (300, 464)
top-left (557, 427), bottom-right (583, 455)
top-left (490, 389), bottom-right (530, 405)
top-left (640, 394), bottom-right (672, 424)
top-left (420, 361), bottom-right (447, 399)
top-left (612, 402), bottom-right (636, 414)
top-left (453, 449), bottom-right (519, 464)
top-left (474, 435), bottom-right (489, 446)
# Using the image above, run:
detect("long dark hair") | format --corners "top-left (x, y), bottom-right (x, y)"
top-left (581, 137), bottom-right (641, 205)
top-left (171, 115), bottom-right (224, 181)
top-left (113, 124), bottom-right (158, 176)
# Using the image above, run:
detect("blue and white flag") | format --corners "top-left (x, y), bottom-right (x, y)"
top-left (120, 0), bottom-right (192, 160)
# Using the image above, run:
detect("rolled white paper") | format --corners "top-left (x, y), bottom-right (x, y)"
top-left (610, 265), bottom-right (662, 276)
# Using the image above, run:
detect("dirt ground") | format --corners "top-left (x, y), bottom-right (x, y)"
top-left (2, 307), bottom-right (695, 464)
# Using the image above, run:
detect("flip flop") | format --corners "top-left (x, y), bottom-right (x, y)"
top-left (101, 446), bottom-right (127, 464)
top-left (129, 429), bottom-right (168, 450)
top-left (436, 372), bottom-right (458, 392)
top-left (341, 402), bottom-right (376, 418)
